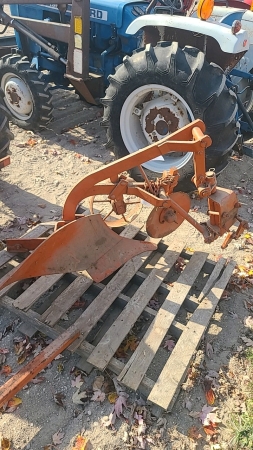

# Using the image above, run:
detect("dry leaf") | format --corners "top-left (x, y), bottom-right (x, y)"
top-left (72, 390), bottom-right (87, 405)
top-left (205, 388), bottom-right (215, 405)
top-left (199, 405), bottom-right (220, 426)
top-left (108, 392), bottom-right (118, 404)
top-left (72, 435), bottom-right (89, 450)
top-left (31, 376), bottom-right (45, 384)
top-left (52, 431), bottom-right (65, 445)
top-left (203, 424), bottom-right (218, 435)
top-left (26, 138), bottom-right (37, 146)
top-left (114, 394), bottom-right (128, 417)
top-left (244, 316), bottom-right (253, 329)
top-left (0, 349), bottom-right (9, 354)
top-left (91, 389), bottom-right (105, 402)
top-left (102, 410), bottom-right (116, 427)
top-left (93, 375), bottom-right (104, 391)
top-left (7, 396), bottom-right (22, 410)
top-left (184, 399), bottom-right (192, 411)
top-left (1, 438), bottom-right (10, 450)
top-left (54, 392), bottom-right (65, 408)
top-left (188, 426), bottom-right (202, 441)
top-left (71, 374), bottom-right (83, 389)
top-left (163, 339), bottom-right (175, 352)
top-left (0, 365), bottom-right (12, 376)
top-left (241, 336), bottom-right (253, 346)
top-left (206, 342), bottom-right (214, 359)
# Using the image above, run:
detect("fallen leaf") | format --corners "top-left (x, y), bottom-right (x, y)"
top-left (188, 426), bottom-right (202, 441)
top-left (26, 138), bottom-right (37, 146)
top-left (38, 204), bottom-right (46, 209)
top-left (93, 375), bottom-right (104, 391)
top-left (91, 389), bottom-right (105, 402)
top-left (163, 339), bottom-right (175, 352)
top-left (199, 405), bottom-right (220, 425)
top-left (124, 335), bottom-right (139, 352)
top-left (102, 410), bottom-right (116, 427)
top-left (205, 388), bottom-right (215, 405)
top-left (54, 392), bottom-right (65, 408)
top-left (71, 374), bottom-right (84, 389)
top-left (72, 389), bottom-right (87, 405)
top-left (57, 362), bottom-right (64, 373)
top-left (0, 349), bottom-right (9, 354)
top-left (72, 435), bottom-right (89, 450)
top-left (203, 423), bottom-right (218, 435)
top-left (0, 365), bottom-right (12, 376)
top-left (241, 336), bottom-right (253, 346)
top-left (108, 392), bottom-right (118, 404)
top-left (0, 354), bottom-right (6, 366)
top-left (206, 342), bottom-right (214, 359)
top-left (7, 396), bottom-right (22, 411)
top-left (184, 399), bottom-right (192, 411)
top-left (114, 394), bottom-right (128, 417)
top-left (52, 431), bottom-right (65, 445)
top-left (1, 438), bottom-right (10, 450)
top-left (31, 376), bottom-right (45, 384)
top-left (54, 354), bottom-right (64, 360)
top-left (244, 316), bottom-right (253, 329)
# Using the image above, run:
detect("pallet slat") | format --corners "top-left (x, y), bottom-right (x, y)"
top-left (87, 242), bottom-right (185, 371)
top-left (14, 274), bottom-right (63, 311)
top-left (41, 274), bottom-right (93, 325)
top-left (68, 237), bottom-right (160, 353)
top-left (147, 260), bottom-right (235, 411)
top-left (117, 251), bottom-right (207, 390)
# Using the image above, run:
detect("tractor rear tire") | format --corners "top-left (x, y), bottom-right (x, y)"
top-left (0, 88), bottom-right (13, 158)
top-left (0, 54), bottom-right (53, 131)
top-left (102, 42), bottom-right (238, 192)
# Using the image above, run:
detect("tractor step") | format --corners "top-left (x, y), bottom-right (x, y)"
top-left (0, 219), bottom-right (235, 416)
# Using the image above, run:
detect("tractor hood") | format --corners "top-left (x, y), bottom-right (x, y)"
top-left (90, 0), bottom-right (149, 28)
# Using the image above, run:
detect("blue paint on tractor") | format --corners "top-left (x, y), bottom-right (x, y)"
top-left (10, 1), bottom-right (147, 85)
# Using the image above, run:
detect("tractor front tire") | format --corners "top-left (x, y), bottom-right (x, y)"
top-left (102, 42), bottom-right (238, 192)
top-left (0, 54), bottom-right (53, 131)
top-left (0, 88), bottom-right (13, 158)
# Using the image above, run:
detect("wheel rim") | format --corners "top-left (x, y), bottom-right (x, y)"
top-left (1, 72), bottom-right (34, 120)
top-left (120, 84), bottom-right (194, 174)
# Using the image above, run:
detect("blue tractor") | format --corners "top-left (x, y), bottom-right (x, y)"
top-left (0, 0), bottom-right (251, 189)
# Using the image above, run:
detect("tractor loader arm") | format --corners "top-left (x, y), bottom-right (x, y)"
top-left (0, 120), bottom-right (248, 293)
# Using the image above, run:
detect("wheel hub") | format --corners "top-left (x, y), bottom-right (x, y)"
top-left (141, 94), bottom-right (190, 144)
top-left (3, 76), bottom-right (33, 117)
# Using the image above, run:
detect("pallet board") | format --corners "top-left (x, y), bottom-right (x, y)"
top-left (0, 222), bottom-right (235, 414)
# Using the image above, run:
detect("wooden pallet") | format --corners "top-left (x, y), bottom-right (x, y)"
top-left (0, 222), bottom-right (235, 415)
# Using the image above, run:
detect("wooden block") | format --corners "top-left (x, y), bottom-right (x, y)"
top-left (147, 259), bottom-right (235, 411)
top-left (41, 274), bottom-right (93, 326)
top-left (87, 242), bottom-right (186, 371)
top-left (14, 274), bottom-right (63, 311)
top-left (117, 251), bottom-right (207, 390)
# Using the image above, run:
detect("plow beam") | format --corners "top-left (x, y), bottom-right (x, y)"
top-left (0, 215), bottom-right (156, 292)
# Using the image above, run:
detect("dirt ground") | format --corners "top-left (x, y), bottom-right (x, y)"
top-left (0, 88), bottom-right (253, 450)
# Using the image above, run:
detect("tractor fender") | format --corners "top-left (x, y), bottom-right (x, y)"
top-left (126, 15), bottom-right (249, 54)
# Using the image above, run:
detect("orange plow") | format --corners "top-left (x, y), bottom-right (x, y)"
top-left (0, 119), bottom-right (248, 293)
